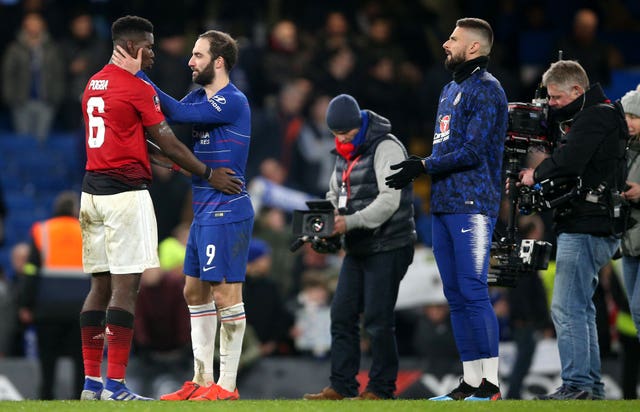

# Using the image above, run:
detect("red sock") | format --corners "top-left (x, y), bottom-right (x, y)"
top-left (105, 308), bottom-right (134, 380)
top-left (80, 311), bottom-right (106, 378)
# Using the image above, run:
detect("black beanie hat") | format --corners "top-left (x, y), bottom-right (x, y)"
top-left (326, 94), bottom-right (362, 131)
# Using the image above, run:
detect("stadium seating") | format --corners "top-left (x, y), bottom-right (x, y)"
top-left (0, 131), bottom-right (83, 278)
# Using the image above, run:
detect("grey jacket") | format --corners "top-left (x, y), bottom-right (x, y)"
top-left (2, 29), bottom-right (65, 107)
top-left (622, 137), bottom-right (640, 256)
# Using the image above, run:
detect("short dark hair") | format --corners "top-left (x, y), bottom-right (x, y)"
top-left (456, 17), bottom-right (493, 52)
top-left (198, 30), bottom-right (238, 72)
top-left (53, 191), bottom-right (79, 217)
top-left (111, 15), bottom-right (153, 42)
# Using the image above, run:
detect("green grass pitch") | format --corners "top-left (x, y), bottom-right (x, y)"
top-left (1, 400), bottom-right (640, 412)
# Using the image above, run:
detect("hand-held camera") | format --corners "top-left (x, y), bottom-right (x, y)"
top-left (517, 176), bottom-right (583, 215)
top-left (290, 200), bottom-right (341, 254)
top-left (489, 86), bottom-right (556, 287)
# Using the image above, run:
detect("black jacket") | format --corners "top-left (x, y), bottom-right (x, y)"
top-left (534, 84), bottom-right (628, 236)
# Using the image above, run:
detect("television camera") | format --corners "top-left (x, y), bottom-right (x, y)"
top-left (289, 200), bottom-right (341, 254)
top-left (489, 89), bottom-right (557, 287)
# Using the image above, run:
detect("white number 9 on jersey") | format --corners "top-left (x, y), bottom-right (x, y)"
top-left (86, 96), bottom-right (105, 148)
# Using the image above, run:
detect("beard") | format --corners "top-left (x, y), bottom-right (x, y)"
top-left (444, 51), bottom-right (465, 71)
top-left (193, 61), bottom-right (215, 85)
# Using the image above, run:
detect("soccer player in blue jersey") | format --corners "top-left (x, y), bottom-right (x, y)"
top-left (386, 18), bottom-right (507, 401)
top-left (113, 30), bottom-right (252, 401)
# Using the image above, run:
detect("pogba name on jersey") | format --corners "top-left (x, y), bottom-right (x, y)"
top-left (89, 80), bottom-right (109, 90)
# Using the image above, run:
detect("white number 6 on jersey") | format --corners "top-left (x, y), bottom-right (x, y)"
top-left (86, 96), bottom-right (105, 148)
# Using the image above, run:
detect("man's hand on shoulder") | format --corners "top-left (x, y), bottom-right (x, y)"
top-left (209, 167), bottom-right (242, 194)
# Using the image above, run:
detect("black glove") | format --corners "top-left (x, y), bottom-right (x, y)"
top-left (310, 236), bottom-right (341, 254)
top-left (385, 155), bottom-right (426, 189)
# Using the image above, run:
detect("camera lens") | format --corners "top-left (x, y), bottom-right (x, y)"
top-left (310, 216), bottom-right (325, 233)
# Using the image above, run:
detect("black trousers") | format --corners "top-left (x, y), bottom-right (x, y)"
top-left (35, 317), bottom-right (84, 400)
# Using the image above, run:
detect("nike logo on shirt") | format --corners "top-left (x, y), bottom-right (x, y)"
top-left (461, 228), bottom-right (473, 233)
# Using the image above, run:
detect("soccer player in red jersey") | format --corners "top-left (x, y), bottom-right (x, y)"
top-left (78, 15), bottom-right (241, 401)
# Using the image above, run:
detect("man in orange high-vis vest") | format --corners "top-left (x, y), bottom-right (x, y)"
top-left (17, 191), bottom-right (89, 400)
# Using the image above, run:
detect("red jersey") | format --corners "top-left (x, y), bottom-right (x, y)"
top-left (82, 64), bottom-right (165, 186)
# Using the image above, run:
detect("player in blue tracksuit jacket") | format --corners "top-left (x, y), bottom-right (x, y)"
top-left (386, 18), bottom-right (507, 401)
top-left (113, 30), bottom-right (252, 401)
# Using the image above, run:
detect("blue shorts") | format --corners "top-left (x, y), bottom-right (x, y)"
top-left (183, 218), bottom-right (253, 282)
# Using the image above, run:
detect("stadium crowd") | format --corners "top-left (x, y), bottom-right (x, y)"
top-left (0, 0), bottom-right (640, 400)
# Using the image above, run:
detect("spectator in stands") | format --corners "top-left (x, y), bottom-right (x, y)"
top-left (8, 243), bottom-right (30, 357)
top-left (146, 29), bottom-right (193, 145)
top-left (243, 238), bottom-right (293, 356)
top-left (1, 12), bottom-right (65, 141)
top-left (251, 206), bottom-right (297, 299)
top-left (287, 94), bottom-right (336, 197)
top-left (412, 302), bottom-right (458, 372)
top-left (555, 8), bottom-right (621, 88)
top-left (315, 11), bottom-right (357, 58)
top-left (130, 225), bottom-right (192, 399)
top-left (505, 215), bottom-right (552, 399)
top-left (620, 87), bottom-right (640, 342)
top-left (248, 158), bottom-right (314, 216)
top-left (248, 78), bottom-right (312, 179)
top-left (17, 191), bottom-right (88, 399)
top-left (289, 270), bottom-right (332, 358)
top-left (149, 163), bottom-right (192, 242)
top-left (0, 180), bottom-right (5, 247)
top-left (312, 46), bottom-right (360, 98)
top-left (261, 20), bottom-right (311, 99)
top-left (59, 12), bottom-right (109, 131)
top-left (0, 264), bottom-right (16, 358)
top-left (358, 16), bottom-right (406, 69)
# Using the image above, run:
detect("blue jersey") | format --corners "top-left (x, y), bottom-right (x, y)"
top-left (426, 69), bottom-right (508, 217)
top-left (139, 72), bottom-right (253, 225)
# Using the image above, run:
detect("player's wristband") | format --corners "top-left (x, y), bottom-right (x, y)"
top-left (202, 166), bottom-right (212, 180)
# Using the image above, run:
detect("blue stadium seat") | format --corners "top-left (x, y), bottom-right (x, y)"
top-left (603, 69), bottom-right (640, 102)
top-left (5, 193), bottom-right (35, 211)
top-left (0, 133), bottom-right (38, 154)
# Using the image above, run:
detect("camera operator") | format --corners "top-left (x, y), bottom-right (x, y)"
top-left (303, 94), bottom-right (415, 401)
top-left (518, 60), bottom-right (628, 400)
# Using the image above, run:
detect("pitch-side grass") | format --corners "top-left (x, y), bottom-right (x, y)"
top-left (1, 400), bottom-right (640, 412)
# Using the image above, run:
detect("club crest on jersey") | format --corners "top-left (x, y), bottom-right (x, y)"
top-left (153, 95), bottom-right (161, 112)
top-left (453, 92), bottom-right (462, 105)
top-left (433, 114), bottom-right (451, 144)
top-left (439, 115), bottom-right (450, 133)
